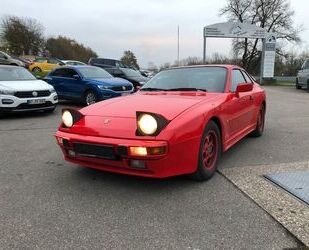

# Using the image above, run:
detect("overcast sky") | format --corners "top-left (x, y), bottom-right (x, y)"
top-left (1, 0), bottom-right (308, 68)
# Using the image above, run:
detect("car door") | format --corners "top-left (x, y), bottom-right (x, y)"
top-left (45, 68), bottom-right (67, 96)
top-left (225, 69), bottom-right (254, 138)
top-left (60, 68), bottom-right (85, 98)
top-left (300, 60), bottom-right (309, 86)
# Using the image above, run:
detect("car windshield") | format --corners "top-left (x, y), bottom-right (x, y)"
top-left (121, 68), bottom-right (143, 77)
top-left (140, 67), bottom-right (227, 93)
top-left (0, 67), bottom-right (37, 81)
top-left (78, 67), bottom-right (113, 79)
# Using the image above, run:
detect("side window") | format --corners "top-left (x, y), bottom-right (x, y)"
top-left (242, 70), bottom-right (253, 83)
top-left (48, 58), bottom-right (60, 64)
top-left (0, 52), bottom-right (6, 59)
top-left (231, 69), bottom-right (246, 92)
top-left (62, 69), bottom-right (78, 78)
top-left (305, 60), bottom-right (309, 69)
top-left (51, 68), bottom-right (66, 77)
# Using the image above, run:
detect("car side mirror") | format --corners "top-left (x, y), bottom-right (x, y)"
top-left (72, 74), bottom-right (80, 79)
top-left (235, 83), bottom-right (253, 95)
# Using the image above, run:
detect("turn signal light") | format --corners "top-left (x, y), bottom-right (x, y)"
top-left (129, 146), bottom-right (166, 157)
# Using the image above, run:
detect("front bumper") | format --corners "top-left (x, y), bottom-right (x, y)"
top-left (0, 93), bottom-right (58, 113)
top-left (55, 130), bottom-right (199, 178)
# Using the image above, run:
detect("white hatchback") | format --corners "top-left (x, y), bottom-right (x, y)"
top-left (0, 66), bottom-right (58, 114)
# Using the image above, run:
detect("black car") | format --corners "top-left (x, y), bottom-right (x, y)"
top-left (88, 58), bottom-right (149, 90)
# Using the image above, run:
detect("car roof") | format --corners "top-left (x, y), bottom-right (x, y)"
top-left (168, 64), bottom-right (244, 70)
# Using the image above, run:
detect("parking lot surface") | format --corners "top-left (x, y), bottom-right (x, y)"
top-left (0, 86), bottom-right (308, 249)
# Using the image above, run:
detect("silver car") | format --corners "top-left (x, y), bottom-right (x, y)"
top-left (296, 58), bottom-right (309, 91)
top-left (0, 51), bottom-right (25, 67)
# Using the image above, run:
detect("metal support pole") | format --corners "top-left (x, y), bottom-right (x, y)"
top-left (203, 36), bottom-right (206, 64)
top-left (260, 38), bottom-right (265, 85)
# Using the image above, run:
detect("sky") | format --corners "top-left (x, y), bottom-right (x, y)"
top-left (0, 0), bottom-right (308, 68)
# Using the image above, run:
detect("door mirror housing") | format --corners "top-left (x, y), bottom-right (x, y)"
top-left (235, 83), bottom-right (253, 95)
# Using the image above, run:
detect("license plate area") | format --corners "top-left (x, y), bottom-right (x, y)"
top-left (73, 143), bottom-right (116, 160)
top-left (27, 99), bottom-right (46, 104)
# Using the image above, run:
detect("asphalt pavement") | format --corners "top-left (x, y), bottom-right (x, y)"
top-left (0, 86), bottom-right (308, 249)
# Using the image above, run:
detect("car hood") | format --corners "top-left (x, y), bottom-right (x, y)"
top-left (0, 80), bottom-right (54, 91)
top-left (81, 92), bottom-right (220, 121)
top-left (86, 77), bottom-right (132, 86)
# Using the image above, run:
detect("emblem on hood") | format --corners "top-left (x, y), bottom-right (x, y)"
top-left (32, 91), bottom-right (38, 97)
top-left (122, 86), bottom-right (126, 91)
top-left (103, 119), bottom-right (111, 125)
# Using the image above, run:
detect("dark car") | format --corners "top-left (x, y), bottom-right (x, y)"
top-left (88, 58), bottom-right (128, 68)
top-left (44, 66), bottom-right (133, 105)
top-left (105, 67), bottom-right (149, 90)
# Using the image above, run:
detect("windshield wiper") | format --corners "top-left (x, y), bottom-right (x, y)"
top-left (140, 87), bottom-right (167, 91)
top-left (165, 87), bottom-right (207, 92)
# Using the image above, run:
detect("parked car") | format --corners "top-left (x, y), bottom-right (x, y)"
top-left (44, 66), bottom-right (134, 105)
top-left (0, 65), bottom-right (58, 114)
top-left (88, 58), bottom-right (128, 68)
top-left (62, 60), bottom-right (86, 66)
top-left (0, 51), bottom-right (25, 67)
top-left (13, 57), bottom-right (33, 69)
top-left (104, 67), bottom-right (149, 90)
top-left (55, 65), bottom-right (266, 180)
top-left (28, 57), bottom-right (65, 73)
top-left (296, 58), bottom-right (309, 91)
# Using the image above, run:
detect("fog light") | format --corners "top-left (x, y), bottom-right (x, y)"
top-left (2, 99), bottom-right (14, 104)
top-left (129, 147), bottom-right (147, 156)
top-left (68, 150), bottom-right (76, 157)
top-left (130, 160), bottom-right (146, 169)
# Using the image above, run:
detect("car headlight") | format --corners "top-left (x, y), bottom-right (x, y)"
top-left (98, 85), bottom-right (110, 90)
top-left (61, 109), bottom-right (83, 128)
top-left (0, 89), bottom-right (15, 95)
top-left (136, 112), bottom-right (169, 136)
top-left (50, 88), bottom-right (56, 93)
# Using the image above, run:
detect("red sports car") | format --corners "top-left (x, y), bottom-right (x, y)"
top-left (55, 65), bottom-right (266, 180)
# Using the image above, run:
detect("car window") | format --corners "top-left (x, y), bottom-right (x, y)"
top-left (48, 58), bottom-right (60, 64)
top-left (305, 60), bottom-right (309, 69)
top-left (231, 69), bottom-right (246, 92)
top-left (0, 52), bottom-right (6, 59)
top-left (51, 68), bottom-right (66, 77)
top-left (141, 67), bottom-right (227, 93)
top-left (34, 58), bottom-right (47, 63)
top-left (63, 68), bottom-right (78, 78)
top-left (242, 70), bottom-right (253, 83)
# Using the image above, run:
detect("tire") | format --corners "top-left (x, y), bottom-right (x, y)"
top-left (32, 67), bottom-right (42, 73)
top-left (190, 121), bottom-right (221, 181)
top-left (250, 104), bottom-right (265, 137)
top-left (296, 79), bottom-right (301, 89)
top-left (307, 82), bottom-right (309, 93)
top-left (84, 90), bottom-right (98, 106)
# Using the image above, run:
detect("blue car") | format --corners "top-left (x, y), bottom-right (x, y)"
top-left (44, 66), bottom-right (134, 105)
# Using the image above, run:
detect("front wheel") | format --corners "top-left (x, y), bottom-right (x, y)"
top-left (84, 90), bottom-right (97, 106)
top-left (32, 67), bottom-right (42, 73)
top-left (250, 105), bottom-right (265, 137)
top-left (190, 121), bottom-right (221, 181)
top-left (296, 79), bottom-right (301, 89)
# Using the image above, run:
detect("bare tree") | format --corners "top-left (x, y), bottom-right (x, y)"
top-left (220, 0), bottom-right (302, 73)
top-left (1, 16), bottom-right (45, 55)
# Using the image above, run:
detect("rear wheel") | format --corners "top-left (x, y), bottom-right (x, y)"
top-left (296, 79), bottom-right (301, 89)
top-left (191, 121), bottom-right (221, 181)
top-left (84, 90), bottom-right (97, 106)
top-left (32, 67), bottom-right (42, 73)
top-left (250, 105), bottom-right (265, 137)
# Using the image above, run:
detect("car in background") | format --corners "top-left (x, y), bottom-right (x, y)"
top-left (0, 65), bottom-right (58, 114)
top-left (296, 58), bottom-right (309, 91)
top-left (62, 60), bottom-right (86, 66)
top-left (88, 58), bottom-right (128, 68)
top-left (29, 57), bottom-right (65, 73)
top-left (139, 69), bottom-right (155, 78)
top-left (0, 51), bottom-right (25, 67)
top-left (55, 65), bottom-right (266, 180)
top-left (44, 66), bottom-right (133, 105)
top-left (13, 57), bottom-right (33, 69)
top-left (104, 67), bottom-right (149, 90)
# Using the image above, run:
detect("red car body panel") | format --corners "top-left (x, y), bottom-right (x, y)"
top-left (55, 65), bottom-right (266, 178)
